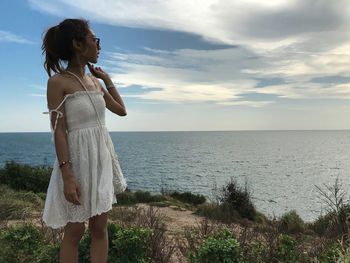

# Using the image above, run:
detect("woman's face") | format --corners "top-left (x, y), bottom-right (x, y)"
top-left (82, 28), bottom-right (101, 64)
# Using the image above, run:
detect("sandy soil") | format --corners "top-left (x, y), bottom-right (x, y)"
top-left (135, 203), bottom-right (203, 233)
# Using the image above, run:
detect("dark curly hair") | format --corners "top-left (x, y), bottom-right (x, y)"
top-left (42, 18), bottom-right (90, 77)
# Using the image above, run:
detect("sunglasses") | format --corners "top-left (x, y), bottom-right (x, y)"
top-left (88, 36), bottom-right (100, 46)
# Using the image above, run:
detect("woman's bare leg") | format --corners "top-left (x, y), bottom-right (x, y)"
top-left (89, 212), bottom-right (109, 263)
top-left (60, 222), bottom-right (86, 263)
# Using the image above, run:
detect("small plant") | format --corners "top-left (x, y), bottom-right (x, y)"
top-left (0, 223), bottom-right (45, 263)
top-left (135, 190), bottom-right (153, 203)
top-left (279, 210), bottom-right (305, 234)
top-left (254, 211), bottom-right (267, 224)
top-left (243, 234), bottom-right (307, 263)
top-left (149, 194), bottom-right (167, 203)
top-left (108, 223), bottom-right (153, 263)
top-left (169, 191), bottom-right (206, 205)
top-left (195, 201), bottom-right (240, 224)
top-left (37, 243), bottom-right (60, 263)
top-left (317, 242), bottom-right (340, 263)
top-left (116, 190), bottom-right (137, 205)
top-left (219, 178), bottom-right (256, 221)
top-left (246, 241), bottom-right (270, 262)
top-left (195, 202), bottom-right (224, 219)
top-left (315, 178), bottom-right (350, 238)
top-left (188, 226), bottom-right (240, 263)
top-left (36, 192), bottom-right (47, 200)
top-left (275, 234), bottom-right (304, 262)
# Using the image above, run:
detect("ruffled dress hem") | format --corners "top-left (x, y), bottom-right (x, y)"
top-left (43, 199), bottom-right (118, 229)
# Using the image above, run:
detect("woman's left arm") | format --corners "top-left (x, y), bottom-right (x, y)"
top-left (88, 63), bottom-right (127, 116)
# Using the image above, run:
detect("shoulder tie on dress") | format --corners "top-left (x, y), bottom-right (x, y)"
top-left (42, 95), bottom-right (69, 142)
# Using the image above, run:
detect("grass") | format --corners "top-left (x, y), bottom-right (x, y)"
top-left (0, 184), bottom-right (44, 221)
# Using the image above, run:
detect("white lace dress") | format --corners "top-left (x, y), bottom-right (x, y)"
top-left (42, 74), bottom-right (126, 229)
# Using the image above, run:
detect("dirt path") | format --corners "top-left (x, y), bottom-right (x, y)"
top-left (4, 203), bottom-right (203, 232)
top-left (135, 203), bottom-right (203, 234)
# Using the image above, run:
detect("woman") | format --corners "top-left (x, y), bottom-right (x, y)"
top-left (41, 18), bottom-right (127, 262)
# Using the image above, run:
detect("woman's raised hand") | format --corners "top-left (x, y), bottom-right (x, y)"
top-left (87, 63), bottom-right (110, 81)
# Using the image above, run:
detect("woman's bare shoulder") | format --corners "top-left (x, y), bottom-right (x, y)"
top-left (47, 73), bottom-right (72, 93)
top-left (46, 73), bottom-right (69, 103)
top-left (48, 73), bottom-right (68, 86)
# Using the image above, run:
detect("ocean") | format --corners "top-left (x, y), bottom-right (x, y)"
top-left (1, 130), bottom-right (350, 222)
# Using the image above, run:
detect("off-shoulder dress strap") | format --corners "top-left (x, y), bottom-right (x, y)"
top-left (42, 95), bottom-right (70, 142)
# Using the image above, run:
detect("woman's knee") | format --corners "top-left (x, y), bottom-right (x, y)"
top-left (89, 213), bottom-right (108, 239)
top-left (64, 222), bottom-right (86, 244)
top-left (89, 223), bottom-right (108, 239)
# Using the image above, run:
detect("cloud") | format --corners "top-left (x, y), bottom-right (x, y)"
top-left (0, 30), bottom-right (34, 44)
top-left (29, 84), bottom-right (46, 90)
top-left (217, 100), bottom-right (274, 107)
top-left (105, 43), bottom-right (350, 104)
top-left (28, 0), bottom-right (350, 104)
top-left (105, 47), bottom-right (263, 104)
top-left (28, 0), bottom-right (350, 50)
top-left (28, 93), bottom-right (46, 97)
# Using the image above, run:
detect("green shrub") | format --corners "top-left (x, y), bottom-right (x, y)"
top-left (150, 194), bottom-right (167, 202)
top-left (107, 222), bottom-right (153, 263)
top-left (135, 190), bottom-right (153, 203)
top-left (195, 202), bottom-right (222, 217)
top-left (246, 234), bottom-right (306, 263)
top-left (0, 160), bottom-right (51, 193)
top-left (133, 190), bottom-right (167, 204)
top-left (254, 211), bottom-right (267, 224)
top-left (311, 212), bottom-right (334, 236)
top-left (169, 191), bottom-right (206, 205)
top-left (311, 204), bottom-right (350, 237)
top-left (246, 241), bottom-right (269, 262)
top-left (335, 204), bottom-right (350, 235)
top-left (317, 242), bottom-right (340, 263)
top-left (37, 243), bottom-right (60, 263)
top-left (188, 227), bottom-right (240, 263)
top-left (275, 234), bottom-right (302, 262)
top-left (0, 223), bottom-right (45, 263)
top-left (115, 189), bottom-right (167, 205)
top-left (195, 202), bottom-right (237, 223)
top-left (116, 191), bottom-right (136, 205)
top-left (279, 210), bottom-right (305, 234)
top-left (78, 222), bottom-right (153, 263)
top-left (219, 178), bottom-right (256, 220)
top-left (37, 192), bottom-right (47, 200)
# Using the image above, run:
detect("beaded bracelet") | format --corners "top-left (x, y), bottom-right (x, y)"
top-left (59, 160), bottom-right (71, 168)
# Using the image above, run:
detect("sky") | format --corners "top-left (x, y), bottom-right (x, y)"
top-left (2, 0), bottom-right (350, 132)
